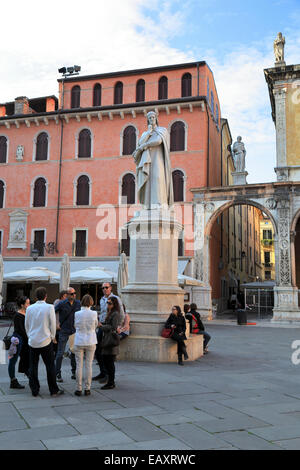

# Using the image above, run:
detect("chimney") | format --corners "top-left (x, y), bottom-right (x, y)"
top-left (14, 96), bottom-right (30, 115)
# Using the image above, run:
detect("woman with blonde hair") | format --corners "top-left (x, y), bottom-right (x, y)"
top-left (74, 294), bottom-right (98, 396)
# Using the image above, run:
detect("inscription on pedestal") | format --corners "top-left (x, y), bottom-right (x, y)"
top-left (136, 239), bottom-right (158, 281)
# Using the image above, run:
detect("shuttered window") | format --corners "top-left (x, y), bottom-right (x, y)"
top-left (136, 79), bottom-right (145, 102)
top-left (75, 230), bottom-right (87, 257)
top-left (172, 170), bottom-right (184, 202)
top-left (123, 126), bottom-right (136, 155)
top-left (170, 121), bottom-right (185, 151)
top-left (114, 82), bottom-right (123, 105)
top-left (181, 73), bottom-right (192, 97)
top-left (120, 228), bottom-right (130, 256)
top-left (78, 129), bottom-right (91, 158)
top-left (34, 230), bottom-right (45, 257)
top-left (158, 76), bottom-right (168, 100)
top-left (122, 173), bottom-right (135, 204)
top-left (76, 175), bottom-right (90, 206)
top-left (36, 132), bottom-right (48, 161)
top-left (71, 85), bottom-right (81, 108)
top-left (0, 136), bottom-right (7, 163)
top-left (93, 83), bottom-right (101, 106)
top-left (0, 180), bottom-right (4, 208)
top-left (33, 178), bottom-right (46, 207)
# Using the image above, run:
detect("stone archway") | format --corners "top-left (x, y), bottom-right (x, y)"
top-left (291, 208), bottom-right (300, 305)
top-left (191, 182), bottom-right (300, 322)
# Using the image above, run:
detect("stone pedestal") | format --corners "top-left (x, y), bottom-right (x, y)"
top-left (231, 171), bottom-right (248, 185)
top-left (191, 285), bottom-right (213, 320)
top-left (121, 207), bottom-right (203, 362)
top-left (272, 286), bottom-right (300, 322)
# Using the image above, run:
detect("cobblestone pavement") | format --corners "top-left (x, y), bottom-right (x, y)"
top-left (1, 323), bottom-right (300, 450)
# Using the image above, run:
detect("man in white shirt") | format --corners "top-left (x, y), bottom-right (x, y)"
top-left (25, 287), bottom-right (64, 397)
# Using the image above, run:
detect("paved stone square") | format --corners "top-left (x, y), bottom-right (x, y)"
top-left (1, 322), bottom-right (300, 450)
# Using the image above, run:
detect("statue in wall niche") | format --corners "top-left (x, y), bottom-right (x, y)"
top-left (12, 223), bottom-right (25, 241)
top-left (133, 110), bottom-right (174, 209)
top-left (232, 136), bottom-right (246, 172)
top-left (16, 145), bottom-right (24, 161)
top-left (274, 32), bottom-right (285, 63)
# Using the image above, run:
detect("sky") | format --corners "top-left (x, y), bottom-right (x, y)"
top-left (0, 0), bottom-right (299, 184)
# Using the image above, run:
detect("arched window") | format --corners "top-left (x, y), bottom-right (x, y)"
top-left (122, 173), bottom-right (135, 204)
top-left (158, 76), bottom-right (168, 100)
top-left (172, 170), bottom-right (184, 202)
top-left (33, 177), bottom-right (46, 207)
top-left (0, 136), bottom-right (7, 163)
top-left (93, 83), bottom-right (101, 106)
top-left (216, 103), bottom-right (219, 123)
top-left (170, 121), bottom-right (185, 151)
top-left (71, 85), bottom-right (81, 108)
top-left (181, 73), bottom-right (192, 97)
top-left (114, 81), bottom-right (123, 105)
top-left (76, 175), bottom-right (90, 206)
top-left (36, 132), bottom-right (48, 161)
top-left (122, 126), bottom-right (136, 155)
top-left (78, 129), bottom-right (91, 158)
top-left (0, 180), bottom-right (5, 208)
top-left (211, 91), bottom-right (214, 115)
top-left (136, 79), bottom-right (145, 102)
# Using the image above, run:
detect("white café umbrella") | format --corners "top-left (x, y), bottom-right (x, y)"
top-left (4, 266), bottom-right (59, 283)
top-left (60, 253), bottom-right (70, 291)
top-left (69, 266), bottom-right (117, 284)
top-left (117, 252), bottom-right (128, 297)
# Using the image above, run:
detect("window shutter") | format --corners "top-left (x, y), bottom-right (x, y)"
top-left (0, 180), bottom-right (4, 208)
top-left (36, 132), bottom-right (48, 161)
top-left (34, 230), bottom-right (45, 256)
top-left (170, 121), bottom-right (185, 151)
top-left (93, 83), bottom-right (101, 106)
top-left (122, 173), bottom-right (135, 204)
top-left (71, 86), bottom-right (81, 108)
top-left (123, 126), bottom-right (136, 155)
top-left (181, 73), bottom-right (192, 97)
top-left (76, 175), bottom-right (90, 206)
top-left (172, 170), bottom-right (184, 202)
top-left (33, 178), bottom-right (46, 207)
top-left (78, 129), bottom-right (91, 158)
top-left (75, 230), bottom-right (87, 256)
top-left (114, 82), bottom-right (123, 105)
top-left (158, 76), bottom-right (168, 100)
top-left (0, 136), bottom-right (7, 163)
top-left (121, 228), bottom-right (130, 256)
top-left (136, 79), bottom-right (145, 102)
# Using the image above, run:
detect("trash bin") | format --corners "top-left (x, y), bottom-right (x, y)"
top-left (237, 309), bottom-right (247, 325)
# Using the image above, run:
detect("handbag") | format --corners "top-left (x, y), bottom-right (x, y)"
top-left (3, 321), bottom-right (13, 350)
top-left (101, 329), bottom-right (120, 349)
top-left (161, 327), bottom-right (175, 338)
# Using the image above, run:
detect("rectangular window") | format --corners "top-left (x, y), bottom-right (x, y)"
top-left (263, 229), bottom-right (272, 239)
top-left (265, 270), bottom-right (271, 280)
top-left (74, 230), bottom-right (87, 257)
top-left (33, 230), bottom-right (45, 257)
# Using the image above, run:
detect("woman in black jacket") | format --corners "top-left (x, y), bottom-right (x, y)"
top-left (8, 296), bottom-right (30, 389)
top-left (165, 306), bottom-right (188, 365)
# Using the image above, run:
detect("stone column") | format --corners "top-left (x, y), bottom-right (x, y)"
top-left (273, 87), bottom-right (288, 182)
top-left (272, 198), bottom-right (300, 321)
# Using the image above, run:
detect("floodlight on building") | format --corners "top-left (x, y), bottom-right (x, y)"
top-left (58, 65), bottom-right (81, 78)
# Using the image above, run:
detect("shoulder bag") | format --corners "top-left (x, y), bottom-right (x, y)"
top-left (3, 321), bottom-right (13, 350)
top-left (101, 329), bottom-right (120, 349)
top-left (161, 326), bottom-right (175, 338)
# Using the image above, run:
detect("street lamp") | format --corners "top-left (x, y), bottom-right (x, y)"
top-left (31, 248), bottom-right (39, 261)
top-left (231, 251), bottom-right (247, 262)
top-left (58, 65), bottom-right (81, 78)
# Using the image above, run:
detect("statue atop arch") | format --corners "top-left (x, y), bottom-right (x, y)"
top-left (133, 110), bottom-right (174, 209)
top-left (274, 32), bottom-right (285, 64)
top-left (232, 136), bottom-right (246, 173)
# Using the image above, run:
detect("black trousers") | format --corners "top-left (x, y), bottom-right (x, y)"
top-left (95, 329), bottom-right (107, 375)
top-left (29, 342), bottom-right (59, 395)
top-left (171, 332), bottom-right (187, 357)
top-left (102, 354), bottom-right (116, 385)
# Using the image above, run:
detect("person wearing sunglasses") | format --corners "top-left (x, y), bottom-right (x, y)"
top-left (92, 282), bottom-right (125, 382)
top-left (55, 287), bottom-right (81, 383)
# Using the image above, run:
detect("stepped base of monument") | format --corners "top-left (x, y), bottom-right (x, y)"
top-left (118, 331), bottom-right (203, 363)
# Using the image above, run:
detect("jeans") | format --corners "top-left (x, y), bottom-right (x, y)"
top-left (8, 335), bottom-right (22, 380)
top-left (55, 331), bottom-right (76, 376)
top-left (29, 342), bottom-right (59, 395)
top-left (74, 345), bottom-right (96, 391)
top-left (199, 331), bottom-right (211, 349)
top-left (170, 332), bottom-right (187, 358)
top-left (102, 354), bottom-right (116, 385)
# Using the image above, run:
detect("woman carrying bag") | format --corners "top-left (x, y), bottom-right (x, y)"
top-left (98, 296), bottom-right (122, 390)
top-left (165, 306), bottom-right (189, 366)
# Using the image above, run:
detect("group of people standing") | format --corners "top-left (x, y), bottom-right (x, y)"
top-left (7, 282), bottom-right (130, 396)
top-left (165, 303), bottom-right (211, 366)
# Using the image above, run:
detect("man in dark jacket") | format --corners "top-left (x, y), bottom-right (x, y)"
top-left (189, 303), bottom-right (211, 354)
top-left (55, 287), bottom-right (81, 382)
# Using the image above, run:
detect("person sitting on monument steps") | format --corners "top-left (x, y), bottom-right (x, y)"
top-left (119, 304), bottom-right (130, 340)
top-left (189, 303), bottom-right (211, 354)
top-left (165, 306), bottom-right (188, 365)
top-left (98, 296), bottom-right (122, 390)
top-left (183, 303), bottom-right (192, 334)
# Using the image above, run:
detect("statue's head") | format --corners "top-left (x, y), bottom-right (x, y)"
top-left (237, 136), bottom-right (242, 142)
top-left (147, 111), bottom-right (158, 126)
top-left (278, 32), bottom-right (282, 39)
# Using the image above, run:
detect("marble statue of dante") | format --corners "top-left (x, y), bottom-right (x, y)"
top-left (274, 32), bottom-right (285, 63)
top-left (133, 111), bottom-right (174, 209)
top-left (232, 136), bottom-right (246, 172)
